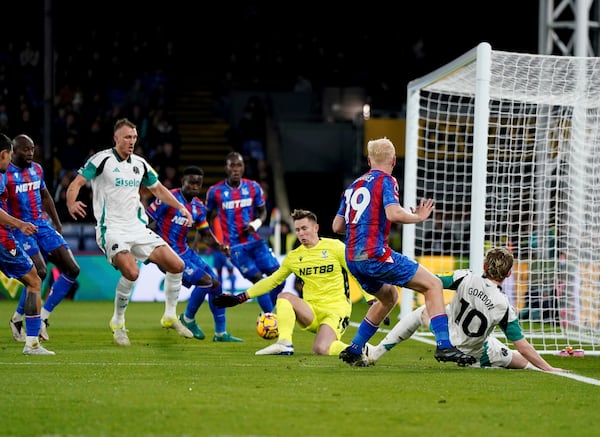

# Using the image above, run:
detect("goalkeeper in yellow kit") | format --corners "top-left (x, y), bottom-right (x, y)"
top-left (213, 209), bottom-right (374, 356)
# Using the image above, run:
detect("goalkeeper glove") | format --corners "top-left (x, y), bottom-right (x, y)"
top-left (213, 292), bottom-right (249, 308)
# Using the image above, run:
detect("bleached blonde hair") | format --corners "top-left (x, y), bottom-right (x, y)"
top-left (367, 137), bottom-right (396, 165)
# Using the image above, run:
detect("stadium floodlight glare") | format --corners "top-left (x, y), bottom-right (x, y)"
top-left (402, 42), bottom-right (600, 355)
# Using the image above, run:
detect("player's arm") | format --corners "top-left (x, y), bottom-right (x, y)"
top-left (511, 338), bottom-right (568, 372)
top-left (194, 226), bottom-right (230, 257)
top-left (332, 196), bottom-right (347, 235)
top-left (435, 270), bottom-right (470, 290)
top-left (246, 204), bottom-right (267, 234)
top-left (206, 208), bottom-right (217, 229)
top-left (41, 186), bottom-right (62, 233)
top-left (148, 183), bottom-right (192, 226)
top-left (332, 214), bottom-right (345, 235)
top-left (214, 261), bottom-right (292, 308)
top-left (436, 274), bottom-right (457, 290)
top-left (385, 198), bottom-right (434, 224)
top-left (0, 209), bottom-right (37, 235)
top-left (66, 174), bottom-right (89, 221)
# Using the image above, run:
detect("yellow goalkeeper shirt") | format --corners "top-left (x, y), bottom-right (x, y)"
top-left (246, 237), bottom-right (362, 307)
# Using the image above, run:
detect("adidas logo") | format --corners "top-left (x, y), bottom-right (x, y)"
top-left (113, 168), bottom-right (120, 172)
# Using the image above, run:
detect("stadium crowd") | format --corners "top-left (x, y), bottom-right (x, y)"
top-left (0, 4), bottom-right (439, 228)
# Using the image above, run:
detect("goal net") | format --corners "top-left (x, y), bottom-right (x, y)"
top-left (402, 42), bottom-right (600, 355)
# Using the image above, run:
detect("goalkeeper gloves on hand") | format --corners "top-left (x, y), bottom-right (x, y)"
top-left (213, 292), bottom-right (249, 308)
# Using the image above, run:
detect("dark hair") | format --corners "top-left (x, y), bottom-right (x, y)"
top-left (114, 118), bottom-right (136, 132)
top-left (291, 209), bottom-right (317, 223)
top-left (0, 133), bottom-right (11, 151)
top-left (182, 166), bottom-right (204, 176)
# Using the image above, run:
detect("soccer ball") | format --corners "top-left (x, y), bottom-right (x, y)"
top-left (256, 312), bottom-right (279, 340)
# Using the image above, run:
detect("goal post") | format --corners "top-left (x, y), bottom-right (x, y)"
top-left (402, 42), bottom-right (600, 355)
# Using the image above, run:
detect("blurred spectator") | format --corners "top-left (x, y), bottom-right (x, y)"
top-left (127, 103), bottom-right (150, 154)
top-left (293, 73), bottom-right (313, 93)
top-left (0, 101), bottom-right (10, 135)
top-left (13, 106), bottom-right (37, 137)
top-left (55, 81), bottom-right (76, 108)
top-left (161, 165), bottom-right (179, 190)
top-left (151, 141), bottom-right (179, 180)
top-left (57, 133), bottom-right (85, 173)
top-left (83, 117), bottom-right (108, 153)
top-left (235, 96), bottom-right (266, 179)
top-left (53, 169), bottom-right (76, 221)
top-left (124, 77), bottom-right (149, 109)
top-left (18, 40), bottom-right (40, 88)
top-left (213, 69), bottom-right (239, 120)
top-left (147, 108), bottom-right (179, 149)
top-left (19, 40), bottom-right (40, 70)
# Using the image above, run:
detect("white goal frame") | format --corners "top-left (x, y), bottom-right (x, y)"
top-left (402, 42), bottom-right (600, 355)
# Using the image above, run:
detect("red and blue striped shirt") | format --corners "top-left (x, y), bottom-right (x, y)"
top-left (205, 178), bottom-right (265, 247)
top-left (336, 169), bottom-right (400, 262)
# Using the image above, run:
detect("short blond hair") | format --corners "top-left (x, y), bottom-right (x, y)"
top-left (367, 138), bottom-right (396, 165)
top-left (114, 118), bottom-right (136, 133)
top-left (484, 247), bottom-right (514, 281)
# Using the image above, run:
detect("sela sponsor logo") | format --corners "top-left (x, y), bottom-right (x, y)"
top-left (115, 178), bottom-right (141, 187)
top-left (15, 180), bottom-right (41, 193)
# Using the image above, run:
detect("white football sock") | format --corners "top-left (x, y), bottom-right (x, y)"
top-left (373, 305), bottom-right (426, 361)
top-left (112, 277), bottom-right (135, 326)
top-left (163, 272), bottom-right (183, 319)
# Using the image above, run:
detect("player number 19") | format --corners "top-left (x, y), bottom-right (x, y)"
top-left (343, 187), bottom-right (371, 224)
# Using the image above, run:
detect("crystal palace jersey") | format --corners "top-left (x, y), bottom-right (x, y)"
top-left (336, 169), bottom-right (400, 262)
top-left (440, 270), bottom-right (524, 359)
top-left (146, 188), bottom-right (208, 255)
top-left (205, 178), bottom-right (265, 247)
top-left (0, 175), bottom-right (17, 252)
top-left (4, 161), bottom-right (48, 222)
top-left (246, 237), bottom-right (352, 308)
top-left (78, 148), bottom-right (159, 229)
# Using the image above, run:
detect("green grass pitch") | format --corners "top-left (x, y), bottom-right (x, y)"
top-left (0, 299), bottom-right (598, 437)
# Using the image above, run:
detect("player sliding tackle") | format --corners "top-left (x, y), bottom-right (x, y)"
top-left (366, 247), bottom-right (569, 372)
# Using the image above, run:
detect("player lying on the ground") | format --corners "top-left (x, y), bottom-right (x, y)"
top-left (366, 247), bottom-right (568, 372)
